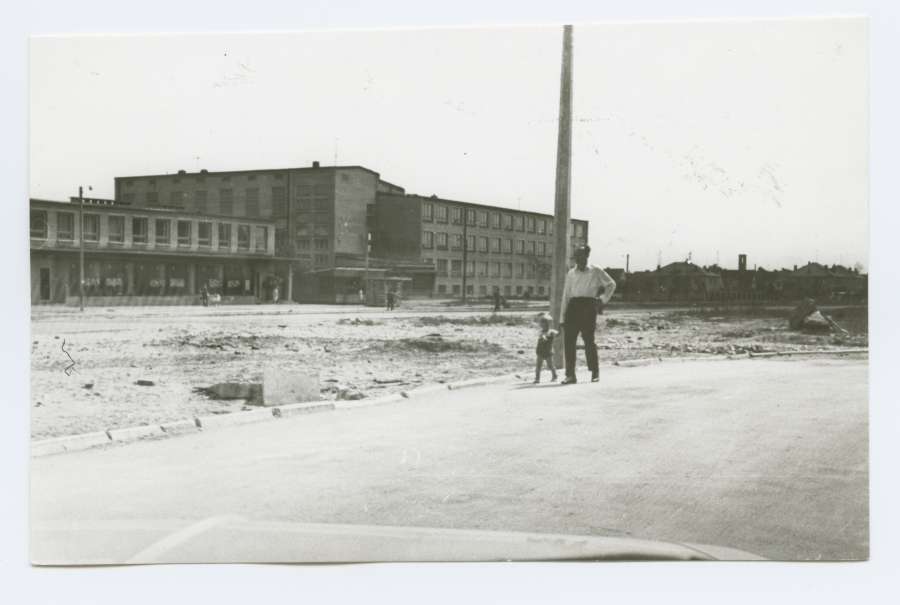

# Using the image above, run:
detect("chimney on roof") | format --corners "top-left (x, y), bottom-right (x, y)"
top-left (200, 169), bottom-right (208, 174)
top-left (738, 254), bottom-right (747, 272)
top-left (312, 161), bottom-right (320, 168)
top-left (793, 264), bottom-right (798, 271)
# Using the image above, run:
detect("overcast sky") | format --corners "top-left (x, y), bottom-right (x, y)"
top-left (29, 18), bottom-right (867, 272)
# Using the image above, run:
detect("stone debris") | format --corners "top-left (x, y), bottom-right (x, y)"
top-left (135, 379), bottom-right (155, 386)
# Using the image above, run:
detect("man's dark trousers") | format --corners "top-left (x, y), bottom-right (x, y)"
top-left (564, 297), bottom-right (599, 378)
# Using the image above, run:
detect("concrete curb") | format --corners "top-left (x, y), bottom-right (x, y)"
top-left (333, 393), bottom-right (405, 410)
top-left (273, 402), bottom-right (335, 417)
top-left (160, 418), bottom-right (201, 435)
top-left (36, 350), bottom-right (864, 458)
top-left (400, 383), bottom-right (449, 399)
top-left (195, 408), bottom-right (276, 429)
top-left (31, 430), bottom-right (112, 457)
top-left (107, 424), bottom-right (165, 442)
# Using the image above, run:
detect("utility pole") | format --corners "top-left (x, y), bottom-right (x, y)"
top-left (79, 186), bottom-right (85, 312)
top-left (550, 25), bottom-right (574, 368)
top-left (461, 208), bottom-right (469, 304)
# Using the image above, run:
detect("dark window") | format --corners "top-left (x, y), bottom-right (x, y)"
top-left (177, 220), bottom-right (192, 246)
top-left (436, 259), bottom-right (448, 275)
top-left (246, 188), bottom-right (260, 217)
top-left (450, 260), bottom-right (462, 277)
top-left (435, 205), bottom-right (448, 223)
top-left (502, 239), bottom-right (512, 254)
top-left (478, 236), bottom-right (488, 253)
top-left (132, 217), bottom-right (148, 244)
top-left (218, 223), bottom-right (232, 249)
top-left (120, 192), bottom-right (135, 204)
top-left (491, 238), bottom-right (501, 253)
top-left (237, 225), bottom-right (250, 250)
top-left (450, 234), bottom-right (463, 250)
top-left (30, 210), bottom-right (48, 239)
top-left (198, 221), bottom-right (212, 247)
top-left (108, 216), bottom-right (125, 243)
top-left (314, 238), bottom-right (329, 250)
top-left (155, 219), bottom-right (170, 245)
top-left (254, 226), bottom-right (268, 251)
top-left (478, 262), bottom-right (488, 277)
top-left (314, 199), bottom-right (330, 213)
top-left (451, 207), bottom-right (462, 225)
top-left (146, 191), bottom-right (159, 205)
top-left (526, 216), bottom-right (535, 232)
top-left (466, 261), bottom-right (475, 277)
top-left (466, 235), bottom-right (475, 251)
top-left (514, 215), bottom-right (524, 232)
top-left (57, 212), bottom-right (75, 241)
top-left (296, 239), bottom-right (310, 251)
top-left (272, 187), bottom-right (286, 216)
top-left (491, 212), bottom-right (501, 229)
top-left (170, 191), bottom-right (184, 205)
top-left (504, 263), bottom-right (513, 278)
top-left (220, 189), bottom-right (234, 215)
top-left (422, 203), bottom-right (434, 222)
top-left (477, 211), bottom-right (488, 227)
top-left (194, 190), bottom-right (208, 213)
top-left (436, 232), bottom-right (448, 250)
top-left (515, 240), bottom-right (525, 254)
top-left (537, 219), bottom-right (546, 234)
top-left (422, 231), bottom-right (434, 249)
top-left (503, 214), bottom-right (513, 230)
top-left (466, 209), bottom-right (476, 226)
top-left (83, 215), bottom-right (100, 242)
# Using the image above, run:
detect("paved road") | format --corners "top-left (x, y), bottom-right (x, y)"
top-left (31, 357), bottom-right (868, 562)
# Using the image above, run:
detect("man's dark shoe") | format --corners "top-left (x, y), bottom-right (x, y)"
top-left (591, 372), bottom-right (599, 383)
top-left (560, 376), bottom-right (577, 385)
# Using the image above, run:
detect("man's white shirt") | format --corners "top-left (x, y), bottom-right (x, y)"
top-left (561, 264), bottom-right (617, 322)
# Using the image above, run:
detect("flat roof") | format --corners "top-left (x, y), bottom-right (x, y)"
top-left (379, 192), bottom-right (588, 224)
top-left (29, 198), bottom-right (277, 224)
top-left (114, 165), bottom-right (382, 181)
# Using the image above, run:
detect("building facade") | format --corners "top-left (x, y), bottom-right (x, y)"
top-left (31, 163), bottom-right (592, 304)
top-left (30, 198), bottom-right (276, 304)
top-left (373, 193), bottom-right (589, 299)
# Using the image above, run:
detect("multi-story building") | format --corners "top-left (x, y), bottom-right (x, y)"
top-left (29, 197), bottom-right (276, 304)
top-left (30, 162), bottom-right (591, 304)
top-left (373, 193), bottom-right (589, 299)
top-left (113, 162), bottom-right (423, 303)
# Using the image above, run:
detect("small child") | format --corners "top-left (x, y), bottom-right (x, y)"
top-left (533, 312), bottom-right (559, 383)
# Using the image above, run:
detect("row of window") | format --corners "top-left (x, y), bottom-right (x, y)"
top-left (421, 232), bottom-right (552, 256)
top-left (421, 203), bottom-right (586, 238)
top-left (424, 258), bottom-right (541, 279)
top-left (436, 284), bottom-right (546, 297)
top-left (119, 186), bottom-right (331, 218)
top-left (30, 210), bottom-right (268, 252)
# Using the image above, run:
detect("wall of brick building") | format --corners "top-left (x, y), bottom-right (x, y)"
top-left (333, 168), bottom-right (377, 257)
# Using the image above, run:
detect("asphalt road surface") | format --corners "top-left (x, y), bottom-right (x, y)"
top-left (31, 357), bottom-right (868, 562)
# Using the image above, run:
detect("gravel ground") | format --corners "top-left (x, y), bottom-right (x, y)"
top-left (30, 303), bottom-right (867, 439)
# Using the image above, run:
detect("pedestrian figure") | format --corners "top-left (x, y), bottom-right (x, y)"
top-left (560, 245), bottom-right (617, 384)
top-left (359, 288), bottom-right (365, 305)
top-left (386, 289), bottom-right (396, 311)
top-left (492, 288), bottom-right (502, 312)
top-left (272, 285), bottom-right (279, 304)
top-left (200, 285), bottom-right (209, 307)
top-left (533, 312), bottom-right (558, 383)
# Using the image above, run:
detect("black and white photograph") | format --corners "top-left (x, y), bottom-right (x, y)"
top-left (20, 6), bottom-right (879, 576)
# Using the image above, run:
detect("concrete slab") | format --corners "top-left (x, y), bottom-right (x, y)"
top-left (262, 369), bottom-right (320, 407)
top-left (107, 425), bottom-right (165, 443)
top-left (447, 375), bottom-right (513, 390)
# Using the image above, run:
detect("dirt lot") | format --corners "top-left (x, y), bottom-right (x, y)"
top-left (30, 303), bottom-right (867, 439)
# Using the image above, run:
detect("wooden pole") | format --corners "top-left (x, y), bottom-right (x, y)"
top-left (550, 25), bottom-right (574, 368)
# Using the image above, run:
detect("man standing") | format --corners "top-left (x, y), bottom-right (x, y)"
top-left (560, 245), bottom-right (617, 384)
